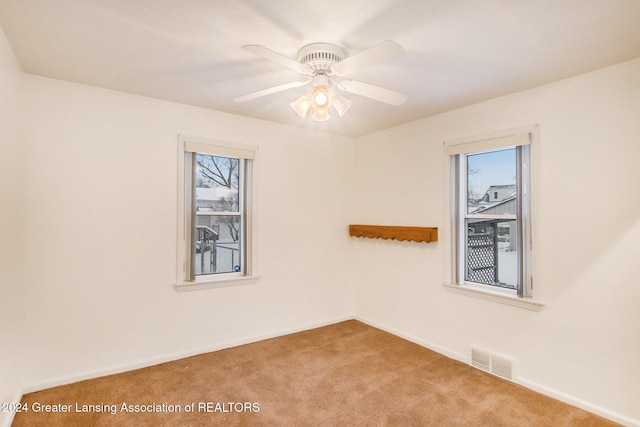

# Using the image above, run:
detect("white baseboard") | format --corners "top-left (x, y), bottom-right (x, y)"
top-left (22, 314), bottom-right (353, 394)
top-left (354, 315), bottom-right (469, 363)
top-left (355, 315), bottom-right (639, 427)
top-left (517, 377), bottom-right (639, 427)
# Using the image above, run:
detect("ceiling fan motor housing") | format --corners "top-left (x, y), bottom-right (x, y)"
top-left (297, 43), bottom-right (344, 74)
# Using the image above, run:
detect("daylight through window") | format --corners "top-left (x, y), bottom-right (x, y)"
top-left (177, 137), bottom-right (256, 289)
top-left (193, 153), bottom-right (243, 277)
top-left (449, 130), bottom-right (532, 298)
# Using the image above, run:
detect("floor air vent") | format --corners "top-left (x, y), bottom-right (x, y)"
top-left (470, 347), bottom-right (515, 381)
top-left (471, 348), bottom-right (491, 372)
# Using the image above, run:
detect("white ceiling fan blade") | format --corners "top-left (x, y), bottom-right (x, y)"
top-left (330, 40), bottom-right (404, 76)
top-left (234, 79), bottom-right (311, 102)
top-left (242, 45), bottom-right (312, 75)
top-left (336, 79), bottom-right (407, 106)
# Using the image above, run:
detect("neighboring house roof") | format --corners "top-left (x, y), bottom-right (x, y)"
top-left (470, 184), bottom-right (516, 214)
top-left (485, 184), bottom-right (516, 190)
top-left (470, 195), bottom-right (517, 214)
top-left (481, 184), bottom-right (516, 198)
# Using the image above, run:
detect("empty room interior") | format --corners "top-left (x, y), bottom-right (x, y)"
top-left (1, 1), bottom-right (639, 426)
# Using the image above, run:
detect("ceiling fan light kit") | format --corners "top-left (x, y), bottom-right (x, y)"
top-left (309, 73), bottom-right (330, 110)
top-left (289, 71), bottom-right (352, 121)
top-left (290, 91), bottom-right (351, 120)
top-left (330, 93), bottom-right (352, 117)
top-left (312, 107), bottom-right (330, 122)
top-left (291, 95), bottom-right (311, 118)
top-left (235, 41), bottom-right (407, 122)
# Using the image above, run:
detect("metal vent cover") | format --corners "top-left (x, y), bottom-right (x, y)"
top-left (491, 354), bottom-right (514, 380)
top-left (470, 347), bottom-right (515, 381)
top-left (471, 348), bottom-right (491, 372)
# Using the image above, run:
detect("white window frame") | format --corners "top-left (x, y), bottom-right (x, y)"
top-left (443, 125), bottom-right (543, 311)
top-left (175, 135), bottom-right (259, 291)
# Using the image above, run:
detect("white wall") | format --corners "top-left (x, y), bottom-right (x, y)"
top-left (353, 58), bottom-right (640, 424)
top-left (0, 26), bottom-right (23, 427)
top-left (18, 75), bottom-right (355, 388)
top-left (4, 18), bottom-right (638, 425)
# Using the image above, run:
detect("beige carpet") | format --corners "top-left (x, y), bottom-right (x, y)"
top-left (13, 320), bottom-right (618, 426)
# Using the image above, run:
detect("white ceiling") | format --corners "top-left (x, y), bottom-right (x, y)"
top-left (1, 0), bottom-right (640, 137)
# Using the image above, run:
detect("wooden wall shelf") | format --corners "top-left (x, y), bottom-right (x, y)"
top-left (349, 225), bottom-right (438, 243)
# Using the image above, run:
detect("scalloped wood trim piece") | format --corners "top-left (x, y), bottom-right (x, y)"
top-left (349, 225), bottom-right (438, 243)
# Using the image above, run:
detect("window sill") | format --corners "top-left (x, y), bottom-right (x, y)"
top-left (442, 283), bottom-right (544, 311)
top-left (175, 275), bottom-right (260, 292)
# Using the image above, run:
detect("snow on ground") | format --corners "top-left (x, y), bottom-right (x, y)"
top-left (498, 243), bottom-right (517, 286)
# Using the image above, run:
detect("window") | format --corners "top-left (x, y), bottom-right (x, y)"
top-left (448, 128), bottom-right (534, 300)
top-left (176, 136), bottom-right (257, 290)
top-left (193, 153), bottom-right (243, 276)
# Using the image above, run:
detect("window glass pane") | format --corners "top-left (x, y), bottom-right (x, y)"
top-left (465, 219), bottom-right (517, 289)
top-left (195, 215), bottom-right (242, 276)
top-left (466, 148), bottom-right (516, 214)
top-left (195, 154), bottom-right (240, 212)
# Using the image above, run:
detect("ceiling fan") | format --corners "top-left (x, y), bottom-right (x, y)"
top-left (234, 41), bottom-right (408, 121)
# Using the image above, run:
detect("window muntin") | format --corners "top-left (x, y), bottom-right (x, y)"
top-left (451, 133), bottom-right (532, 298)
